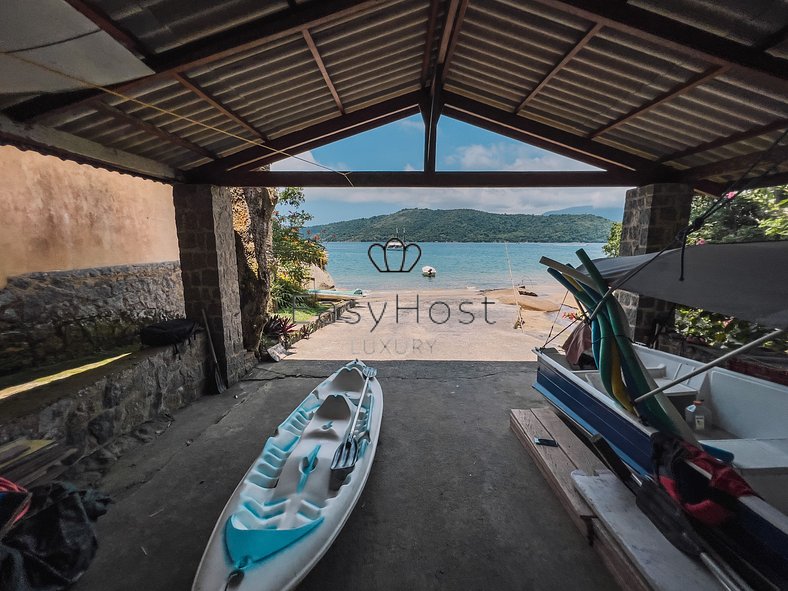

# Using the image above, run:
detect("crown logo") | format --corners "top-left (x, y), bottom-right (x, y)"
top-left (367, 238), bottom-right (422, 272)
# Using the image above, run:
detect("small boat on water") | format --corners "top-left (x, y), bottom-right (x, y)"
top-left (535, 243), bottom-right (788, 588)
top-left (386, 228), bottom-right (405, 250)
top-left (193, 360), bottom-right (383, 591)
top-left (306, 288), bottom-right (366, 301)
top-left (421, 265), bottom-right (436, 277)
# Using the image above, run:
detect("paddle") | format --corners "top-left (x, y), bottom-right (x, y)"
top-left (201, 309), bottom-right (227, 394)
top-left (330, 365), bottom-right (376, 490)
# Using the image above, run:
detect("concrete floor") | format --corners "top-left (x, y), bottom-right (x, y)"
top-left (74, 359), bottom-right (614, 591)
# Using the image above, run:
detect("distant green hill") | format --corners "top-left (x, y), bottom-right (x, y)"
top-left (307, 208), bottom-right (613, 243)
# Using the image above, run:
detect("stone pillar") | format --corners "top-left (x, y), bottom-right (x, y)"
top-left (616, 183), bottom-right (692, 344)
top-left (173, 184), bottom-right (246, 385)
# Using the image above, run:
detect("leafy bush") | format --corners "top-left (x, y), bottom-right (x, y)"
top-left (603, 222), bottom-right (621, 257)
top-left (674, 186), bottom-right (787, 351)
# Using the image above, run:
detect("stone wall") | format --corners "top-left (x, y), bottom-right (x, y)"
top-left (0, 334), bottom-right (208, 476)
top-left (616, 183), bottom-right (692, 344)
top-left (174, 185), bottom-right (246, 385)
top-left (0, 262), bottom-right (185, 375)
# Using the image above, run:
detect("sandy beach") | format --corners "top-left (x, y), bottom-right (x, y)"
top-left (288, 284), bottom-right (577, 362)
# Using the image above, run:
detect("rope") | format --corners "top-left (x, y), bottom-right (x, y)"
top-left (3, 52), bottom-right (355, 186)
top-left (544, 290), bottom-right (569, 346)
top-left (504, 242), bottom-right (526, 333)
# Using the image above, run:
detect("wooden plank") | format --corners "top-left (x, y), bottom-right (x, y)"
top-left (0, 114), bottom-right (179, 181)
top-left (531, 407), bottom-right (604, 475)
top-left (510, 409), bottom-right (595, 528)
top-left (205, 170), bottom-right (639, 188)
top-left (591, 519), bottom-right (652, 591)
top-left (0, 439), bottom-right (53, 470)
top-left (573, 471), bottom-right (719, 591)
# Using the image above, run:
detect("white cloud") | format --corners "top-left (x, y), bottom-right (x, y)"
top-left (444, 142), bottom-right (601, 172)
top-left (271, 149), bottom-right (626, 215)
top-left (403, 163), bottom-right (417, 171)
top-left (395, 119), bottom-right (425, 132)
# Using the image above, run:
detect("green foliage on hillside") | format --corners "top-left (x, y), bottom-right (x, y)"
top-left (307, 208), bottom-right (613, 243)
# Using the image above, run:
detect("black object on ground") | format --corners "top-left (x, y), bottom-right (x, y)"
top-left (0, 482), bottom-right (111, 591)
top-left (201, 310), bottom-right (227, 394)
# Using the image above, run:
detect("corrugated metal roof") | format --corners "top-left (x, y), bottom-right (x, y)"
top-left (2, 0), bottom-right (787, 189)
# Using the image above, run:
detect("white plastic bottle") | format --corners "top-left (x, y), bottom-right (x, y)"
top-left (685, 400), bottom-right (713, 434)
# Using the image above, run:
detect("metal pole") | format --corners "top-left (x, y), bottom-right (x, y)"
top-left (634, 328), bottom-right (785, 403)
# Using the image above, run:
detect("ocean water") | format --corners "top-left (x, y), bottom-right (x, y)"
top-left (320, 242), bottom-right (606, 291)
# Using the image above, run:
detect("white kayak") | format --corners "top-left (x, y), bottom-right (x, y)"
top-left (192, 360), bottom-right (383, 591)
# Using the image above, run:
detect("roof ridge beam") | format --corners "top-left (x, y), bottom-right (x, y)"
top-left (420, 0), bottom-right (441, 86)
top-left (589, 65), bottom-right (729, 138)
top-left (528, 0), bottom-right (788, 84)
top-left (437, 0), bottom-right (470, 84)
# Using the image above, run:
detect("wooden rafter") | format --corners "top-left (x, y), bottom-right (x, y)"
top-left (438, 0), bottom-right (468, 83)
top-left (188, 92), bottom-right (422, 178)
top-left (444, 92), bottom-right (649, 172)
top-left (173, 73), bottom-right (267, 140)
top-left (528, 0), bottom-right (788, 84)
top-left (0, 114), bottom-right (178, 181)
top-left (679, 144), bottom-right (788, 182)
top-left (590, 65), bottom-right (729, 138)
top-left (94, 103), bottom-right (216, 161)
top-left (659, 119), bottom-right (788, 164)
top-left (420, 0), bottom-right (441, 86)
top-left (516, 23), bottom-right (602, 113)
top-left (13, 0), bottom-right (385, 123)
top-left (423, 81), bottom-right (442, 173)
top-left (303, 30), bottom-right (344, 115)
top-left (63, 0), bottom-right (147, 56)
top-left (200, 170), bottom-right (640, 188)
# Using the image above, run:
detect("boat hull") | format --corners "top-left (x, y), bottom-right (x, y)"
top-left (534, 348), bottom-right (788, 578)
top-left (192, 361), bottom-right (383, 591)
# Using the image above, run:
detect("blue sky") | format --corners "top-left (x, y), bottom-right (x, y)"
top-left (272, 114), bottom-right (627, 225)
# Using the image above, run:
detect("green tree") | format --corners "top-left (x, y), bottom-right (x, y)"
top-left (689, 185), bottom-right (787, 244)
top-left (676, 185), bottom-right (787, 352)
top-left (270, 187), bottom-right (327, 310)
top-left (603, 222), bottom-right (622, 257)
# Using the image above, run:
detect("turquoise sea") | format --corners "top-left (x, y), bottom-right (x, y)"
top-left (321, 242), bottom-right (606, 291)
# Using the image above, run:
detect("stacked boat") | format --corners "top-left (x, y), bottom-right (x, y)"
top-left (536, 243), bottom-right (788, 589)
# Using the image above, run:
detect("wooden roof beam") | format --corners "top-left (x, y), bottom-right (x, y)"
top-left (443, 92), bottom-right (648, 172)
top-left (303, 30), bottom-right (344, 115)
top-left (0, 113), bottom-right (178, 182)
top-left (590, 65), bottom-right (729, 138)
top-left (63, 0), bottom-right (148, 56)
top-left (173, 73), bottom-right (267, 141)
top-left (13, 0), bottom-right (385, 123)
top-left (437, 0), bottom-right (470, 84)
top-left (528, 0), bottom-right (788, 84)
top-left (200, 170), bottom-right (641, 188)
top-left (188, 91), bottom-right (422, 178)
top-left (516, 23), bottom-right (602, 113)
top-left (94, 103), bottom-right (216, 161)
top-left (420, 0), bottom-right (441, 86)
top-left (679, 144), bottom-right (788, 182)
top-left (659, 119), bottom-right (788, 164)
